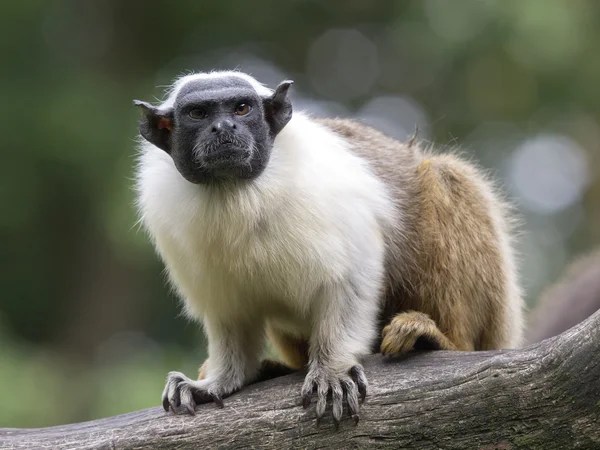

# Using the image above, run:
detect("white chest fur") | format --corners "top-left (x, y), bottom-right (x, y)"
top-left (136, 113), bottom-right (395, 325)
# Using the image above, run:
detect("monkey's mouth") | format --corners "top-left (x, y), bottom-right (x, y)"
top-left (210, 138), bottom-right (234, 149)
top-left (199, 145), bottom-right (251, 169)
top-left (179, 148), bottom-right (252, 184)
top-left (198, 135), bottom-right (252, 165)
top-left (203, 135), bottom-right (251, 153)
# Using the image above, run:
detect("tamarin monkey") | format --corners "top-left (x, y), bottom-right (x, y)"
top-left (134, 71), bottom-right (523, 427)
top-left (526, 248), bottom-right (600, 344)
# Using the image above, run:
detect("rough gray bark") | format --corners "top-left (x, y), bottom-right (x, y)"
top-left (2, 311), bottom-right (599, 450)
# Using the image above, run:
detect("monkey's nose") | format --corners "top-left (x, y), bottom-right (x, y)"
top-left (211, 120), bottom-right (236, 134)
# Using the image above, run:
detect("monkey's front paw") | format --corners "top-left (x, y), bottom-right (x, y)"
top-left (301, 364), bottom-right (367, 429)
top-left (162, 371), bottom-right (225, 415)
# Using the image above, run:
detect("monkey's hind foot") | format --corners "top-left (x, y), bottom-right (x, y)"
top-left (162, 371), bottom-right (230, 415)
top-left (301, 364), bottom-right (367, 429)
top-left (381, 311), bottom-right (456, 355)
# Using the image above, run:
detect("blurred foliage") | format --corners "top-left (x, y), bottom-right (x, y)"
top-left (0, 0), bottom-right (598, 427)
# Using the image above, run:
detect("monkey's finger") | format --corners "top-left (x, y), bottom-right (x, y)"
top-left (179, 384), bottom-right (196, 416)
top-left (350, 366), bottom-right (368, 403)
top-left (162, 384), bottom-right (171, 412)
top-left (301, 379), bottom-right (315, 409)
top-left (341, 379), bottom-right (360, 425)
top-left (167, 379), bottom-right (180, 412)
top-left (315, 378), bottom-right (329, 422)
top-left (331, 379), bottom-right (344, 430)
top-left (162, 372), bottom-right (182, 411)
top-left (167, 384), bottom-right (182, 413)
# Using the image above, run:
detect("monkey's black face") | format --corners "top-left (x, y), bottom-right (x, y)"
top-left (134, 76), bottom-right (293, 184)
top-left (171, 80), bottom-right (270, 183)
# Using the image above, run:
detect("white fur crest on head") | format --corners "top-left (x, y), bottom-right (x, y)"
top-left (161, 70), bottom-right (274, 108)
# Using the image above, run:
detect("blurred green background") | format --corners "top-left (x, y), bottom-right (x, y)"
top-left (1, 0), bottom-right (599, 428)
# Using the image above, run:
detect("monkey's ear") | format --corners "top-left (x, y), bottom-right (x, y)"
top-left (133, 100), bottom-right (174, 153)
top-left (263, 80), bottom-right (293, 137)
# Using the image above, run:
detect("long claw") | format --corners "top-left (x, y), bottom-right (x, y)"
top-left (351, 365), bottom-right (367, 403)
top-left (333, 417), bottom-right (340, 431)
top-left (180, 385), bottom-right (196, 416)
top-left (170, 381), bottom-right (183, 412)
top-left (315, 378), bottom-right (328, 420)
top-left (302, 393), bottom-right (312, 409)
top-left (301, 380), bottom-right (314, 409)
top-left (342, 379), bottom-right (360, 425)
top-left (331, 379), bottom-right (343, 430)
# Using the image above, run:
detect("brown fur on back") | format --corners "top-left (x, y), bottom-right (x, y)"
top-left (317, 118), bottom-right (522, 351)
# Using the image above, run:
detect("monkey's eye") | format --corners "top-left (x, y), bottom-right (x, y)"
top-left (234, 103), bottom-right (251, 116)
top-left (189, 109), bottom-right (207, 120)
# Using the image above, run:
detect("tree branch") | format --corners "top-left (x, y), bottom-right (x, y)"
top-left (2, 311), bottom-right (600, 450)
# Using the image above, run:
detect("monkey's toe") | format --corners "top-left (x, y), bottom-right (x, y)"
top-left (381, 311), bottom-right (456, 355)
top-left (301, 364), bottom-right (366, 429)
top-left (350, 365), bottom-right (368, 404)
